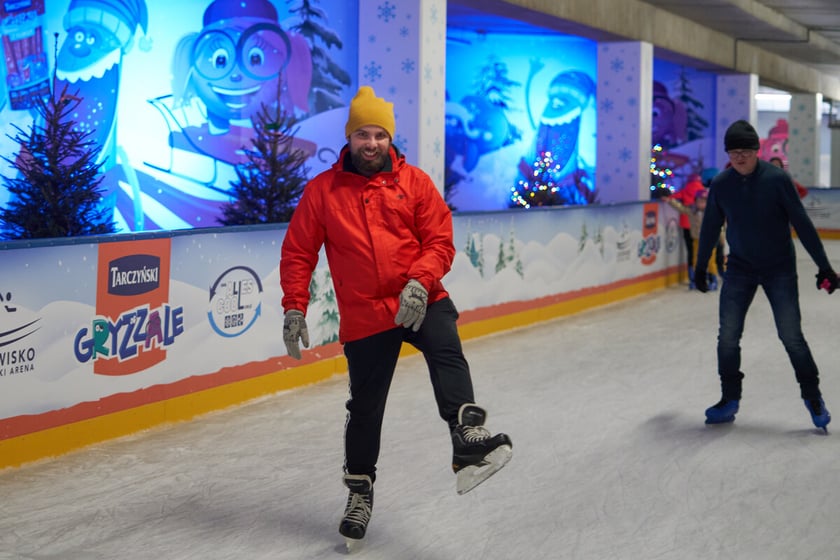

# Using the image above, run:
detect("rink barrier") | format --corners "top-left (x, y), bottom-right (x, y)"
top-left (0, 264), bottom-right (682, 470)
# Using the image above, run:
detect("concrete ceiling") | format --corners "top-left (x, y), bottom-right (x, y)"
top-left (447, 0), bottom-right (840, 95)
top-left (643, 0), bottom-right (840, 74)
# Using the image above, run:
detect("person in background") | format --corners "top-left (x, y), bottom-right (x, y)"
top-left (664, 188), bottom-right (719, 290)
top-left (279, 86), bottom-right (513, 548)
top-left (669, 173), bottom-right (707, 287)
top-left (694, 119), bottom-right (838, 431)
top-left (769, 156), bottom-right (808, 199)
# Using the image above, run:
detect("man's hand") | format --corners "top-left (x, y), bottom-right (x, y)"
top-left (283, 310), bottom-right (309, 359)
top-left (817, 268), bottom-right (838, 294)
top-left (694, 267), bottom-right (708, 293)
top-left (395, 279), bottom-right (428, 332)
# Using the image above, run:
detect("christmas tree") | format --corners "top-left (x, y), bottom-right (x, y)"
top-left (510, 151), bottom-right (595, 208)
top-left (0, 81), bottom-right (115, 239)
top-left (218, 98), bottom-right (310, 225)
top-left (649, 143), bottom-right (686, 199)
top-left (288, 0), bottom-right (351, 114)
top-left (677, 67), bottom-right (709, 141)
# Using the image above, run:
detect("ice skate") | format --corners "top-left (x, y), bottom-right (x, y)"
top-left (804, 398), bottom-right (831, 433)
top-left (705, 398), bottom-right (739, 424)
top-left (708, 274), bottom-right (719, 291)
top-left (339, 474), bottom-right (373, 551)
top-left (451, 404), bottom-right (513, 495)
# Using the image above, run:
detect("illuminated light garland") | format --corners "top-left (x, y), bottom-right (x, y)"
top-left (649, 143), bottom-right (676, 195)
top-left (510, 151), bottom-right (565, 208)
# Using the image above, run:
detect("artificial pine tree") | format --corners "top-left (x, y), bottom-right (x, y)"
top-left (288, 0), bottom-right (351, 114)
top-left (0, 81), bottom-right (115, 239)
top-left (218, 99), bottom-right (310, 225)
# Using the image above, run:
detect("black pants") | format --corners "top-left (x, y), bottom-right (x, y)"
top-left (342, 298), bottom-right (475, 480)
top-left (682, 228), bottom-right (693, 272)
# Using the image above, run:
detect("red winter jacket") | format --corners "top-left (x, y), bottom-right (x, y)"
top-left (671, 177), bottom-right (706, 230)
top-left (280, 145), bottom-right (454, 343)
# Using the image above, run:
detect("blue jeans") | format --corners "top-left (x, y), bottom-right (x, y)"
top-left (717, 267), bottom-right (821, 400)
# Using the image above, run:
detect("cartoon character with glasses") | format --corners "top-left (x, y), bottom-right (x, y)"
top-left (171, 0), bottom-right (312, 134)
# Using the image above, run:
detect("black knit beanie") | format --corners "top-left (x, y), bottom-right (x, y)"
top-left (724, 120), bottom-right (760, 152)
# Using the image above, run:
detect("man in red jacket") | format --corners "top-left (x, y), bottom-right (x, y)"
top-left (280, 86), bottom-right (512, 548)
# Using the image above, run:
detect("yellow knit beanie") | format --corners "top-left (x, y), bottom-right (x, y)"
top-left (344, 86), bottom-right (395, 139)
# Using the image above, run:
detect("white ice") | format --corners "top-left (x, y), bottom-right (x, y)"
top-left (3, 241), bottom-right (840, 560)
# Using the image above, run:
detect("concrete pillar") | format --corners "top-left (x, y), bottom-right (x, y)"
top-left (832, 128), bottom-right (840, 187)
top-left (715, 73), bottom-right (758, 171)
top-left (358, 0), bottom-right (446, 192)
top-left (788, 93), bottom-right (822, 187)
top-left (595, 41), bottom-right (653, 203)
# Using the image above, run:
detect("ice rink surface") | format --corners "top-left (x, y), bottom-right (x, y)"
top-left (4, 241), bottom-right (840, 560)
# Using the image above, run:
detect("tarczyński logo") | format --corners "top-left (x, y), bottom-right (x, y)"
top-left (108, 254), bottom-right (161, 296)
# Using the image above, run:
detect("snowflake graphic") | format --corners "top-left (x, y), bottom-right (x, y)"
top-left (363, 61), bottom-right (383, 82)
top-left (433, 138), bottom-right (441, 157)
top-left (602, 173), bottom-right (612, 184)
top-left (618, 148), bottom-right (632, 162)
top-left (368, 34), bottom-right (376, 43)
top-left (610, 58), bottom-right (624, 72)
top-left (424, 65), bottom-right (432, 82)
top-left (627, 97), bottom-right (637, 107)
top-left (396, 133), bottom-right (408, 151)
top-left (400, 26), bottom-right (409, 38)
top-left (401, 58), bottom-right (415, 74)
top-left (601, 98), bottom-right (614, 113)
top-left (727, 87), bottom-right (738, 97)
top-left (378, 1), bottom-right (396, 22)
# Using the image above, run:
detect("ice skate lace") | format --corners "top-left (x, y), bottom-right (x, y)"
top-left (461, 425), bottom-right (491, 443)
top-left (345, 492), bottom-right (372, 526)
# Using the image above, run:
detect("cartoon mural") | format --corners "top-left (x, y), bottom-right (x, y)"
top-left (444, 31), bottom-right (597, 211)
top-left (651, 80), bottom-right (686, 149)
top-left (759, 118), bottom-right (789, 163)
top-left (170, 0), bottom-right (312, 134)
top-left (0, 0), bottom-right (50, 111)
top-left (444, 57), bottom-right (522, 203)
top-left (511, 66), bottom-right (597, 207)
top-left (0, 0), bottom-right (356, 234)
top-left (54, 0), bottom-right (150, 227)
top-left (649, 61), bottom-right (715, 198)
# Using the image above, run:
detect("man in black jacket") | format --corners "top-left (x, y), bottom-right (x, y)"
top-left (695, 119), bottom-right (838, 431)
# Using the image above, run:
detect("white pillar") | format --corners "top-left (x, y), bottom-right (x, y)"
top-left (595, 41), bottom-right (653, 203)
top-left (831, 128), bottom-right (840, 187)
top-left (788, 93), bottom-right (822, 186)
top-left (715, 74), bottom-right (758, 170)
top-left (358, 0), bottom-right (446, 192)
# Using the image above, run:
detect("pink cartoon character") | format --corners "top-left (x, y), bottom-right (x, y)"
top-left (759, 118), bottom-right (788, 163)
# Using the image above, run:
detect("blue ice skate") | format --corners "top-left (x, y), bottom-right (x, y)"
top-left (708, 275), bottom-right (719, 291)
top-left (705, 398), bottom-right (739, 424)
top-left (804, 398), bottom-right (831, 432)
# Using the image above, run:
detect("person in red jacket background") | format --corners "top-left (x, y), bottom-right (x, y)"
top-left (279, 86), bottom-right (512, 548)
top-left (669, 173), bottom-right (707, 286)
top-left (769, 156), bottom-right (808, 199)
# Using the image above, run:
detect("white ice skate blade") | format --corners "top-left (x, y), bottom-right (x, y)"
top-left (345, 537), bottom-right (363, 553)
top-left (456, 444), bottom-right (512, 495)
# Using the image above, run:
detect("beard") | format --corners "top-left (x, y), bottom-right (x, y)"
top-left (350, 148), bottom-right (388, 176)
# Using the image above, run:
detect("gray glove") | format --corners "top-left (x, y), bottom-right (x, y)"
top-left (283, 310), bottom-right (309, 359)
top-left (394, 279), bottom-right (428, 332)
